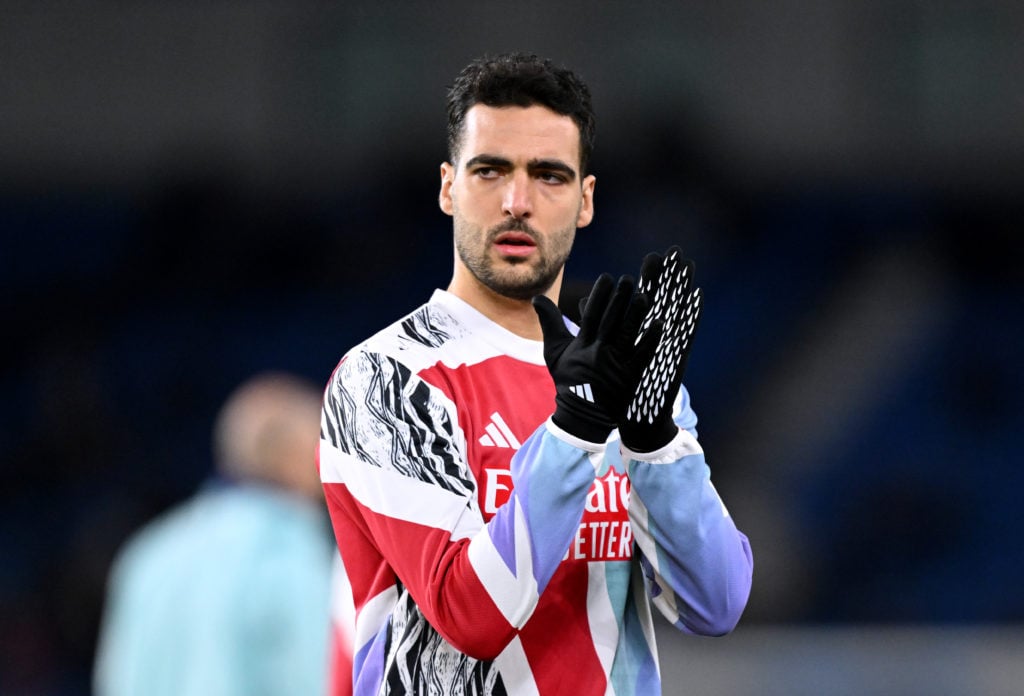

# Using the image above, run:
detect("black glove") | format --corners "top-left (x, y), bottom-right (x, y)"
top-left (533, 274), bottom-right (661, 444)
top-left (618, 246), bottom-right (703, 452)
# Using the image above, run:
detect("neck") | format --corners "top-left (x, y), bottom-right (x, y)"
top-left (447, 267), bottom-right (561, 341)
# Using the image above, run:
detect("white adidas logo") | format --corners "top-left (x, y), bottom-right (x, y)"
top-left (569, 383), bottom-right (595, 402)
top-left (478, 411), bottom-right (522, 450)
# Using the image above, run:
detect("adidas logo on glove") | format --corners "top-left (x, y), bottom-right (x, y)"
top-left (569, 384), bottom-right (595, 403)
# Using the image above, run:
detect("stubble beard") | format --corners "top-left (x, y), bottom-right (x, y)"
top-left (455, 216), bottom-right (575, 301)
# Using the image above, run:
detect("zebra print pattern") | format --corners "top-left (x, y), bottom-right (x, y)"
top-left (399, 304), bottom-right (456, 348)
top-left (382, 589), bottom-right (507, 695)
top-left (324, 351), bottom-right (475, 497)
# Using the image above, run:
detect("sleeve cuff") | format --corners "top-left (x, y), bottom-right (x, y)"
top-left (621, 427), bottom-right (703, 464)
top-left (544, 417), bottom-right (608, 453)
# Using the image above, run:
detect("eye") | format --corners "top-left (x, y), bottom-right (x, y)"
top-left (537, 171), bottom-right (569, 184)
top-left (473, 166), bottom-right (501, 179)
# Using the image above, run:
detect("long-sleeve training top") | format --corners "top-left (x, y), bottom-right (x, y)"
top-left (319, 289), bottom-right (753, 696)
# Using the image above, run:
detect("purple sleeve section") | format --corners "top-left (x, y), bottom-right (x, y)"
top-left (352, 626), bottom-right (387, 696)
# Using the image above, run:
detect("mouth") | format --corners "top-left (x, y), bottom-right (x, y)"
top-left (493, 231), bottom-right (537, 258)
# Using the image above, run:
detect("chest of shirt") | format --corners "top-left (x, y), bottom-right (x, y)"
top-left (419, 355), bottom-right (633, 562)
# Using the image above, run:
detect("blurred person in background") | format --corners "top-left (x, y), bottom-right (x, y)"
top-left (93, 372), bottom-right (334, 696)
top-left (318, 52), bottom-right (752, 695)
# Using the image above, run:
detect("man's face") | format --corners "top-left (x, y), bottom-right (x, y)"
top-left (439, 104), bottom-right (595, 301)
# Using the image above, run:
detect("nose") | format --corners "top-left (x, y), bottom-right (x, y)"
top-left (502, 171), bottom-right (533, 219)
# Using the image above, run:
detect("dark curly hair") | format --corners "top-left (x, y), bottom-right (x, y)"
top-left (446, 53), bottom-right (596, 175)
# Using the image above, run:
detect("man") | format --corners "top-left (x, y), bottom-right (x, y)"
top-left (94, 372), bottom-right (334, 696)
top-left (319, 53), bottom-right (753, 695)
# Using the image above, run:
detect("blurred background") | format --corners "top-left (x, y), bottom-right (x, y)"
top-left (2, 1), bottom-right (1022, 694)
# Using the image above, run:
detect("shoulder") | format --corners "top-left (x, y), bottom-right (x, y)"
top-left (324, 311), bottom-right (450, 416)
top-left (106, 498), bottom-right (198, 592)
top-left (328, 290), bottom-right (540, 395)
top-left (331, 295), bottom-right (466, 381)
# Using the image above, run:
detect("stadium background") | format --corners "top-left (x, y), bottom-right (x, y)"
top-left (2, 2), bottom-right (1022, 694)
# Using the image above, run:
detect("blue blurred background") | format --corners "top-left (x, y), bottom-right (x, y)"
top-left (2, 2), bottom-right (1022, 694)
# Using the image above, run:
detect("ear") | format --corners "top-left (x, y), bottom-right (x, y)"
top-left (438, 161), bottom-right (455, 216)
top-left (576, 173), bottom-right (596, 228)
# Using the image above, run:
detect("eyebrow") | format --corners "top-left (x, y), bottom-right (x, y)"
top-left (464, 154), bottom-right (578, 182)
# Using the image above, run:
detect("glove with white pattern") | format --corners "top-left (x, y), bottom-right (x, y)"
top-left (618, 246), bottom-right (703, 452)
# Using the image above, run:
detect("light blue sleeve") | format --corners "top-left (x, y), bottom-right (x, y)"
top-left (624, 387), bottom-right (753, 636)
